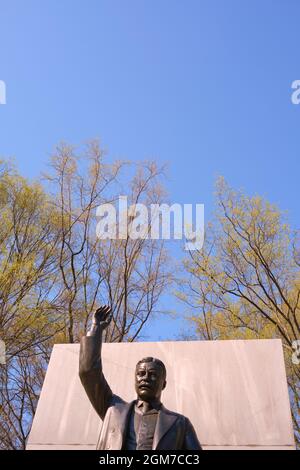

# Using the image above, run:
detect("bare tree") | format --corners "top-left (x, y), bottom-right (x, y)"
top-left (44, 142), bottom-right (171, 344)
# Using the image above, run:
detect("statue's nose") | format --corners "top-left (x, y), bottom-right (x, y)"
top-left (142, 371), bottom-right (150, 380)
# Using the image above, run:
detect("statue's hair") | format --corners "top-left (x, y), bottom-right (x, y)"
top-left (136, 357), bottom-right (167, 380)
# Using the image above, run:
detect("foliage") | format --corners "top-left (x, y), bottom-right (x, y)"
top-left (178, 177), bottom-right (300, 445)
top-left (0, 143), bottom-right (171, 448)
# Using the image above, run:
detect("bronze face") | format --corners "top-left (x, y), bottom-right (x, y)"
top-left (135, 361), bottom-right (166, 402)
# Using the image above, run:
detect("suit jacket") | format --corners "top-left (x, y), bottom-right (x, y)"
top-left (79, 332), bottom-right (202, 450)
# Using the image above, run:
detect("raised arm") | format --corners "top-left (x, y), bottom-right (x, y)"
top-left (79, 306), bottom-right (113, 420)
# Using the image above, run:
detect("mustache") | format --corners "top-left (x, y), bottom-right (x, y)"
top-left (138, 381), bottom-right (152, 388)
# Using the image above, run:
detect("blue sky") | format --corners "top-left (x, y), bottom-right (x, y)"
top-left (0, 0), bottom-right (299, 339)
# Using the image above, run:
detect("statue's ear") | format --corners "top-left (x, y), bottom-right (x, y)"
top-left (162, 380), bottom-right (167, 390)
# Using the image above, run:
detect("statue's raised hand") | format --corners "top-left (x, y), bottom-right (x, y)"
top-left (92, 305), bottom-right (112, 330)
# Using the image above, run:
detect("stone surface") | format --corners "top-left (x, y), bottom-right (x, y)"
top-left (26, 339), bottom-right (295, 450)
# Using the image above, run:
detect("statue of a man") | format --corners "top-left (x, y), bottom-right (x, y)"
top-left (79, 306), bottom-right (202, 450)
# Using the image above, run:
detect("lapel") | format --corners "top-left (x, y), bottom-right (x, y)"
top-left (116, 400), bottom-right (135, 445)
top-left (152, 405), bottom-right (178, 449)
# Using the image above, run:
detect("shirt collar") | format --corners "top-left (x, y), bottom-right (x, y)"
top-left (136, 399), bottom-right (162, 411)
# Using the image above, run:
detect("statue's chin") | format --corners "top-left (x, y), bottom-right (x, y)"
top-left (137, 389), bottom-right (152, 401)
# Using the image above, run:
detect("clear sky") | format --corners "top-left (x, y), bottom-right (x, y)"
top-left (0, 0), bottom-right (299, 339)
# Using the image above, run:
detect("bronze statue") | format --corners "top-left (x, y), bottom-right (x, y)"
top-left (79, 306), bottom-right (202, 450)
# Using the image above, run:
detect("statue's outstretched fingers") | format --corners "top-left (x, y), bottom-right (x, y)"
top-left (94, 305), bottom-right (110, 322)
top-left (102, 305), bottom-right (111, 319)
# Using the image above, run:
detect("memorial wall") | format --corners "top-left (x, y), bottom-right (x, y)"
top-left (26, 339), bottom-right (295, 450)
